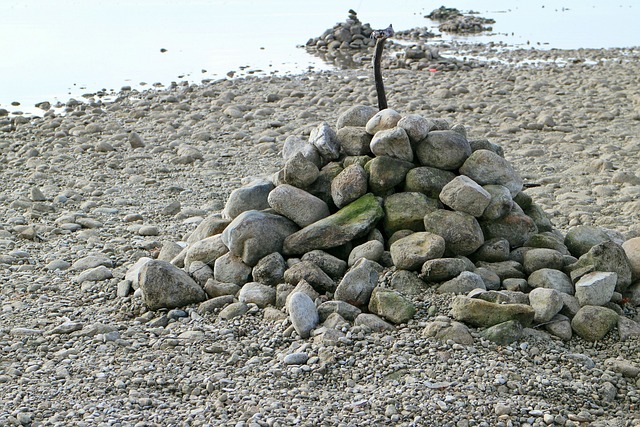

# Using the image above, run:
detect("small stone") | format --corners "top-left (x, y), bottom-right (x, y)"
top-left (288, 292), bottom-right (319, 338)
top-left (219, 302), bottom-right (249, 320)
top-left (571, 305), bottom-right (619, 341)
top-left (284, 352), bottom-right (309, 365)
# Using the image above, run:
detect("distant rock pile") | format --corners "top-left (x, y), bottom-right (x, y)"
top-left (304, 10), bottom-right (482, 72)
top-left (125, 105), bottom-right (640, 345)
top-left (426, 6), bottom-right (496, 34)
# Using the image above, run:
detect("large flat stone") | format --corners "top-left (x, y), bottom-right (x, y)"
top-left (283, 193), bottom-right (383, 255)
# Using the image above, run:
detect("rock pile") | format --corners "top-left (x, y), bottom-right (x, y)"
top-left (426, 6), bottom-right (496, 34)
top-left (304, 11), bottom-right (483, 72)
top-left (126, 105), bottom-right (640, 345)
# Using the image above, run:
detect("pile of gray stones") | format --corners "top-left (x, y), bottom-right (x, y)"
top-left (304, 10), bottom-right (483, 72)
top-left (425, 6), bottom-right (496, 34)
top-left (124, 105), bottom-right (640, 346)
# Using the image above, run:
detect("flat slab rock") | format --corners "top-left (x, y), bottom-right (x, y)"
top-left (283, 193), bottom-right (383, 255)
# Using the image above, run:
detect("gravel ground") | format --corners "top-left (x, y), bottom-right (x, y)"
top-left (1, 44), bottom-right (640, 426)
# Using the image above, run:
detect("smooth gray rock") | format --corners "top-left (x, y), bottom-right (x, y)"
top-left (348, 240), bottom-right (384, 266)
top-left (479, 204), bottom-right (538, 249)
top-left (187, 214), bottom-right (231, 245)
top-left (390, 232), bottom-right (446, 271)
top-left (420, 258), bottom-right (470, 283)
top-left (368, 287), bottom-right (415, 324)
top-left (481, 185), bottom-right (514, 221)
top-left (283, 152), bottom-right (320, 188)
top-left (437, 271), bottom-right (486, 294)
top-left (252, 252), bottom-right (287, 286)
top-left (354, 313), bottom-right (394, 332)
top-left (450, 296), bottom-right (535, 328)
top-left (571, 305), bottom-right (619, 341)
top-left (284, 352), bottom-right (310, 365)
top-left (238, 282), bottom-right (276, 308)
top-left (283, 193), bottom-right (383, 255)
top-left (187, 261), bottom-right (214, 286)
top-left (331, 164), bottom-right (368, 208)
top-left (477, 260), bottom-right (526, 281)
top-left (157, 241), bottom-right (184, 262)
top-left (334, 258), bottom-right (380, 310)
top-left (404, 166), bottom-right (456, 199)
top-left (223, 179), bottom-right (274, 219)
top-left (213, 253), bottom-right (252, 285)
top-left (75, 265), bottom-right (113, 284)
top-left (288, 292), bottom-right (319, 338)
top-left (618, 316), bottom-right (640, 341)
top-left (439, 175), bottom-right (491, 217)
top-left (365, 108), bottom-right (402, 134)
top-left (203, 279), bottom-right (240, 298)
top-left (184, 234), bottom-right (229, 268)
top-left (527, 268), bottom-right (574, 295)
top-left (72, 255), bottom-right (113, 271)
top-left (472, 238), bottom-right (510, 262)
top-left (139, 260), bottom-right (207, 310)
top-left (383, 192), bottom-right (439, 235)
top-left (474, 267), bottom-right (502, 291)
top-left (423, 210), bottom-right (484, 256)
top-left (529, 287), bottom-right (564, 323)
top-left (309, 122), bottom-right (340, 161)
top-left (222, 210), bottom-right (298, 267)
top-left (198, 295), bottom-right (235, 314)
top-left (544, 314), bottom-right (573, 340)
top-left (282, 135), bottom-right (322, 167)
top-left (317, 300), bottom-right (362, 322)
top-left (574, 271), bottom-right (617, 307)
top-left (422, 317), bottom-right (474, 345)
top-left (366, 156), bottom-right (414, 195)
top-left (564, 225), bottom-right (612, 258)
top-left (336, 105), bottom-right (378, 129)
top-left (469, 138), bottom-right (504, 156)
top-left (415, 130), bottom-right (472, 170)
top-left (336, 126), bottom-right (373, 156)
top-left (523, 248), bottom-right (564, 275)
top-left (389, 269), bottom-right (425, 296)
top-left (301, 250), bottom-right (347, 281)
top-left (283, 260), bottom-right (335, 293)
top-left (397, 114), bottom-right (435, 144)
top-left (524, 232), bottom-right (570, 255)
top-left (268, 184), bottom-right (330, 228)
top-left (370, 127), bottom-right (413, 162)
top-left (480, 320), bottom-right (524, 345)
top-left (459, 149), bottom-right (523, 197)
top-left (219, 302), bottom-right (249, 320)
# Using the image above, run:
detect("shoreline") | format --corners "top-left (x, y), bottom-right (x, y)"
top-left (2, 42), bottom-right (639, 119)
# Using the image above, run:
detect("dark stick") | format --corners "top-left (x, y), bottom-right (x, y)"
top-left (373, 38), bottom-right (388, 110)
top-left (371, 24), bottom-right (394, 111)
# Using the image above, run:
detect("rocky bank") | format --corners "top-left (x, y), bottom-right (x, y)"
top-left (1, 41), bottom-right (640, 427)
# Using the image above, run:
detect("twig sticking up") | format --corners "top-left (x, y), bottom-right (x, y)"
top-left (371, 24), bottom-right (394, 110)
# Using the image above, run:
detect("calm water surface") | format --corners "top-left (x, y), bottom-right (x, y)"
top-left (1, 0), bottom-right (638, 114)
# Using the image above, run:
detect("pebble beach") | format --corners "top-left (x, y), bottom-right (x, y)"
top-left (2, 32), bottom-right (640, 427)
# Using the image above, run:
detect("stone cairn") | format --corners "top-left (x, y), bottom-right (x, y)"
top-left (425, 6), bottom-right (495, 34)
top-left (126, 105), bottom-right (640, 345)
top-left (303, 10), bottom-right (483, 72)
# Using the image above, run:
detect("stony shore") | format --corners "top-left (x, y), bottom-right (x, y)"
top-left (1, 43), bottom-right (640, 427)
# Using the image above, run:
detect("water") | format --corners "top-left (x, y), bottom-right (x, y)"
top-left (1, 0), bottom-right (638, 115)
